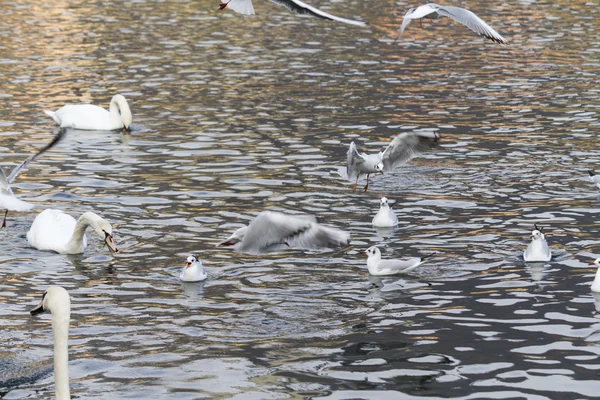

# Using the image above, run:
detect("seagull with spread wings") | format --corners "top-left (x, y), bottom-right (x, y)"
top-left (347, 131), bottom-right (440, 192)
top-left (396, 3), bottom-right (507, 44)
top-left (216, 211), bottom-right (349, 255)
top-left (219, 0), bottom-right (366, 27)
top-left (0, 128), bottom-right (66, 228)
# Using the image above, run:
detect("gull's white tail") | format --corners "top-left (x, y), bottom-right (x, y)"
top-left (43, 110), bottom-right (61, 125)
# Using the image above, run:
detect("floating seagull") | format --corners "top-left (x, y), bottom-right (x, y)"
top-left (347, 131), bottom-right (440, 192)
top-left (589, 171), bottom-right (600, 190)
top-left (30, 286), bottom-right (71, 400)
top-left (219, 0), bottom-right (366, 27)
top-left (396, 4), bottom-right (507, 44)
top-left (362, 246), bottom-right (433, 276)
top-left (372, 197), bottom-right (398, 227)
top-left (180, 255), bottom-right (207, 282)
top-left (216, 211), bottom-right (349, 255)
top-left (591, 258), bottom-right (600, 293)
top-left (523, 224), bottom-right (551, 262)
top-left (44, 94), bottom-right (132, 132)
top-left (27, 210), bottom-right (118, 254)
top-left (0, 128), bottom-right (66, 229)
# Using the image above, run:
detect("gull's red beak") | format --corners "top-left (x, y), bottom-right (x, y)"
top-left (360, 250), bottom-right (367, 254)
top-left (379, 170), bottom-right (384, 174)
top-left (219, 2), bottom-right (228, 10)
top-left (186, 262), bottom-right (191, 269)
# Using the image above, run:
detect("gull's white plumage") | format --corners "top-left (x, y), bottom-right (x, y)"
top-left (216, 211), bottom-right (349, 255)
top-left (589, 171), bottom-right (600, 189)
top-left (27, 209), bottom-right (118, 255)
top-left (0, 128), bottom-right (66, 228)
top-left (44, 94), bottom-right (132, 132)
top-left (364, 246), bottom-right (432, 276)
top-left (372, 197), bottom-right (398, 227)
top-left (523, 226), bottom-right (551, 262)
top-left (591, 258), bottom-right (600, 293)
top-left (347, 131), bottom-right (440, 192)
top-left (219, 0), bottom-right (366, 26)
top-left (30, 287), bottom-right (71, 400)
top-left (397, 3), bottom-right (507, 44)
top-left (180, 255), bottom-right (208, 282)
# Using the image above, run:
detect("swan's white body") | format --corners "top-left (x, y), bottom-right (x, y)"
top-left (27, 209), bottom-right (118, 254)
top-left (30, 287), bottom-right (71, 400)
top-left (364, 246), bottom-right (431, 276)
top-left (372, 197), bottom-right (398, 227)
top-left (180, 255), bottom-right (207, 282)
top-left (397, 3), bottom-right (507, 44)
top-left (591, 258), bottom-right (600, 293)
top-left (0, 128), bottom-right (66, 227)
top-left (220, 0), bottom-right (366, 26)
top-left (44, 95), bottom-right (132, 131)
top-left (523, 228), bottom-right (551, 262)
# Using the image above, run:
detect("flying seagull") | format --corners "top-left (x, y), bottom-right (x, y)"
top-left (347, 131), bottom-right (440, 192)
top-left (219, 0), bottom-right (367, 27)
top-left (216, 211), bottom-right (349, 255)
top-left (396, 4), bottom-right (507, 44)
top-left (0, 128), bottom-right (66, 228)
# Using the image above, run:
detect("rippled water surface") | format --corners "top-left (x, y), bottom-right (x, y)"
top-left (1, 0), bottom-right (600, 398)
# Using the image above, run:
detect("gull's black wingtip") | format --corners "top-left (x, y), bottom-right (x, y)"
top-left (589, 170), bottom-right (596, 178)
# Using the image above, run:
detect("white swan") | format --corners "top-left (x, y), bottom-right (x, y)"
top-left (591, 258), bottom-right (600, 293)
top-left (523, 224), bottom-right (551, 262)
top-left (180, 255), bottom-right (208, 282)
top-left (372, 197), bottom-right (398, 227)
top-left (44, 94), bottom-right (132, 132)
top-left (363, 246), bottom-right (433, 276)
top-left (1, 128), bottom-right (66, 228)
top-left (30, 287), bottom-right (71, 400)
top-left (27, 209), bottom-right (118, 254)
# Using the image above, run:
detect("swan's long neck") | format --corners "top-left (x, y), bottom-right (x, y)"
top-left (52, 311), bottom-right (70, 400)
top-left (109, 96), bottom-right (132, 127)
top-left (64, 214), bottom-right (95, 253)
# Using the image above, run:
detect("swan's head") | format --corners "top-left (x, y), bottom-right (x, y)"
top-left (216, 226), bottom-right (247, 247)
top-left (361, 246), bottom-right (381, 259)
top-left (186, 255), bottom-right (200, 268)
top-left (380, 197), bottom-right (390, 208)
top-left (376, 162), bottom-right (384, 174)
top-left (111, 94), bottom-right (132, 132)
top-left (30, 286), bottom-right (70, 317)
top-left (84, 212), bottom-right (118, 253)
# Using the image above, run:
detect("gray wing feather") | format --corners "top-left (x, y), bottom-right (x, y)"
top-left (268, 0), bottom-right (366, 26)
top-left (381, 132), bottom-right (440, 171)
top-left (347, 141), bottom-right (366, 181)
top-left (240, 211), bottom-right (316, 254)
top-left (289, 224), bottom-right (350, 250)
top-left (436, 5), bottom-right (507, 44)
top-left (378, 258), bottom-right (423, 274)
top-left (0, 168), bottom-right (12, 196)
top-left (7, 128), bottom-right (67, 184)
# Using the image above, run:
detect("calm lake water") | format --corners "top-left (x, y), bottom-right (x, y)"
top-left (1, 0), bottom-right (600, 398)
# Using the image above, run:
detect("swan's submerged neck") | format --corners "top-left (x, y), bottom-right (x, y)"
top-left (109, 95), bottom-right (132, 128)
top-left (52, 312), bottom-right (70, 400)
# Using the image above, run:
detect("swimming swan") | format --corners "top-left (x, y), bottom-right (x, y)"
top-left (1, 128), bottom-right (66, 228)
top-left (180, 255), bottom-right (208, 282)
top-left (30, 287), bottom-right (71, 400)
top-left (27, 209), bottom-right (119, 254)
top-left (44, 94), bottom-right (132, 132)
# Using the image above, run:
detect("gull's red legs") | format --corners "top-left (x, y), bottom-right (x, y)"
top-left (219, 1), bottom-right (230, 10)
top-left (1, 210), bottom-right (7, 229)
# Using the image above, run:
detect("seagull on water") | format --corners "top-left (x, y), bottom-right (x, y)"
top-left (180, 255), bottom-right (208, 282)
top-left (218, 0), bottom-right (366, 26)
top-left (588, 170), bottom-right (600, 190)
top-left (396, 4), bottom-right (507, 44)
top-left (372, 197), bottom-right (398, 228)
top-left (523, 224), bottom-right (551, 262)
top-left (362, 246), bottom-right (433, 276)
top-left (216, 211), bottom-right (349, 255)
top-left (347, 131), bottom-right (440, 192)
top-left (0, 128), bottom-right (66, 228)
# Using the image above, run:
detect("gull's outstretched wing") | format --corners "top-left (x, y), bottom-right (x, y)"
top-left (381, 132), bottom-right (440, 171)
top-left (240, 211), bottom-right (317, 254)
top-left (289, 223), bottom-right (350, 250)
top-left (0, 167), bottom-right (12, 196)
top-left (7, 128), bottom-right (67, 184)
top-left (435, 5), bottom-right (507, 44)
top-left (347, 141), bottom-right (366, 181)
top-left (395, 4), bottom-right (438, 40)
top-left (268, 0), bottom-right (366, 26)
